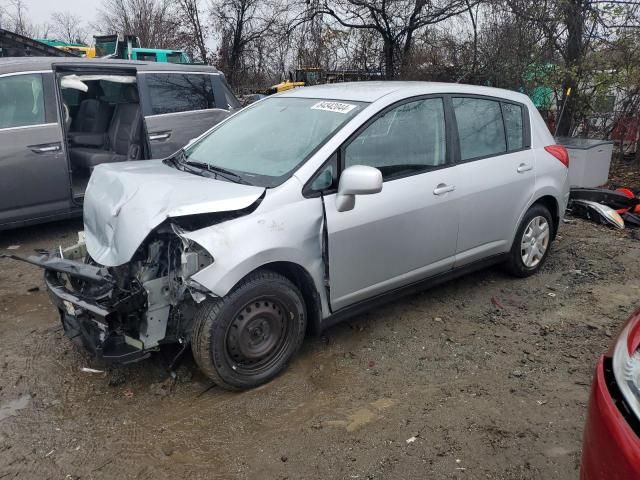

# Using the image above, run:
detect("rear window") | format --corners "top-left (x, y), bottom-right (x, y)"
top-left (146, 73), bottom-right (216, 115)
top-left (0, 73), bottom-right (45, 129)
top-left (99, 80), bottom-right (135, 104)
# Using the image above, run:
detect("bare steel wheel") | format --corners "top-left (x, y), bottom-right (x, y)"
top-left (191, 270), bottom-right (306, 391)
top-left (226, 299), bottom-right (289, 375)
top-left (520, 215), bottom-right (550, 268)
top-left (506, 203), bottom-right (554, 277)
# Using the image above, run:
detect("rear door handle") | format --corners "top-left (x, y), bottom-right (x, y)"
top-left (148, 132), bottom-right (171, 141)
top-left (29, 143), bottom-right (61, 154)
top-left (433, 183), bottom-right (456, 196)
top-left (517, 163), bottom-right (533, 173)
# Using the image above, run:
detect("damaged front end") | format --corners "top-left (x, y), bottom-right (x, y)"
top-left (9, 227), bottom-right (213, 364)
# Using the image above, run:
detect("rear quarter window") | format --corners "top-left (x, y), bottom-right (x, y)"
top-left (502, 103), bottom-right (524, 150)
top-left (146, 73), bottom-right (216, 115)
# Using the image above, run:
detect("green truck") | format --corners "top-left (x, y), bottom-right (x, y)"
top-left (94, 34), bottom-right (191, 64)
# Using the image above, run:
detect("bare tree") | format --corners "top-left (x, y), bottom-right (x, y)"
top-left (309, 0), bottom-right (477, 79)
top-left (1, 0), bottom-right (49, 37)
top-left (176, 0), bottom-right (210, 63)
top-left (50, 11), bottom-right (87, 44)
top-left (210, 0), bottom-right (282, 85)
top-left (95, 0), bottom-right (183, 49)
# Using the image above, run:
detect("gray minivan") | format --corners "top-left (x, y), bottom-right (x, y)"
top-left (0, 58), bottom-right (240, 230)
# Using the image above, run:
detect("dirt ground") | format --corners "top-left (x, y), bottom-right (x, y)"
top-left (1, 212), bottom-right (640, 480)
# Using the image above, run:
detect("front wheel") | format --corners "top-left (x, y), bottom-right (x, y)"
top-left (191, 270), bottom-right (306, 391)
top-left (505, 204), bottom-right (553, 277)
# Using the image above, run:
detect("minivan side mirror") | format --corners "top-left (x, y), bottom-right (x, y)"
top-left (335, 165), bottom-right (383, 212)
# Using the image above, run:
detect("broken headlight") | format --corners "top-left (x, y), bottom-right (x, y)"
top-left (612, 309), bottom-right (640, 420)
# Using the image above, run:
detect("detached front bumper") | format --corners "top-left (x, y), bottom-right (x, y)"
top-left (581, 356), bottom-right (640, 479)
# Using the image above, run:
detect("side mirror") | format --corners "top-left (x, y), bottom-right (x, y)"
top-left (335, 165), bottom-right (383, 212)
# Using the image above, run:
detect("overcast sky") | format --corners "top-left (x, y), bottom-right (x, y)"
top-left (26, 0), bottom-right (101, 31)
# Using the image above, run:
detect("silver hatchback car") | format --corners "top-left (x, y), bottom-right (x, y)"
top-left (13, 82), bottom-right (570, 390)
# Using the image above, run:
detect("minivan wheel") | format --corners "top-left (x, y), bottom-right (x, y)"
top-left (191, 270), bottom-right (306, 391)
top-left (505, 204), bottom-right (554, 277)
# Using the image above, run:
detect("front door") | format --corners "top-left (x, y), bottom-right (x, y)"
top-left (139, 72), bottom-right (231, 158)
top-left (323, 97), bottom-right (460, 311)
top-left (0, 72), bottom-right (70, 227)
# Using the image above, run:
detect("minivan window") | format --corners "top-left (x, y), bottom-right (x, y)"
top-left (184, 97), bottom-right (365, 187)
top-left (0, 74), bottom-right (45, 129)
top-left (453, 97), bottom-right (506, 161)
top-left (502, 102), bottom-right (524, 151)
top-left (147, 73), bottom-right (216, 115)
top-left (345, 98), bottom-right (446, 181)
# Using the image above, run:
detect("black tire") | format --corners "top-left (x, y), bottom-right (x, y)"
top-left (191, 270), bottom-right (306, 391)
top-left (505, 203), bottom-right (554, 278)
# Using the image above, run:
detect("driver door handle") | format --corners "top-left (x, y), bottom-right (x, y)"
top-left (433, 183), bottom-right (456, 196)
top-left (517, 163), bottom-right (533, 173)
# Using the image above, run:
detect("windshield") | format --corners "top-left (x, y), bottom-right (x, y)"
top-left (183, 97), bottom-right (366, 187)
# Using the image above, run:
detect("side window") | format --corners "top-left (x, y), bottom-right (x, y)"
top-left (309, 154), bottom-right (338, 193)
top-left (137, 52), bottom-right (158, 62)
top-left (99, 80), bottom-right (133, 104)
top-left (166, 52), bottom-right (184, 64)
top-left (453, 97), bottom-right (506, 161)
top-left (220, 77), bottom-right (240, 109)
top-left (502, 103), bottom-right (524, 151)
top-left (147, 73), bottom-right (216, 115)
top-left (0, 73), bottom-right (45, 129)
top-left (62, 87), bottom-right (82, 107)
top-left (344, 98), bottom-right (447, 181)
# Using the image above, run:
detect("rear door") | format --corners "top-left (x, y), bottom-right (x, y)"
top-left (0, 71), bottom-right (71, 227)
top-left (450, 96), bottom-right (535, 266)
top-left (139, 72), bottom-right (233, 158)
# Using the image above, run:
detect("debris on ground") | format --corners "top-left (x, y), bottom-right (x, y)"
top-left (0, 394), bottom-right (31, 421)
top-left (570, 199), bottom-right (625, 229)
top-left (568, 186), bottom-right (640, 230)
top-left (80, 368), bottom-right (104, 374)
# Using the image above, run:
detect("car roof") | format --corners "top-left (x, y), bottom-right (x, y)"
top-left (279, 81), bottom-right (531, 104)
top-left (0, 57), bottom-right (218, 75)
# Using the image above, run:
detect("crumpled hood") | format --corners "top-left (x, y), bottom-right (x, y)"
top-left (83, 160), bottom-right (265, 266)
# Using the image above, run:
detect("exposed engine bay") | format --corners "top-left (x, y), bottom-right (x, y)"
top-left (24, 226), bottom-right (213, 363)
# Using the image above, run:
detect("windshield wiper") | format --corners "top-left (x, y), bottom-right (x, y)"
top-left (184, 160), bottom-right (252, 185)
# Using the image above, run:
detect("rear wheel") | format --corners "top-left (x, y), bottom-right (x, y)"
top-left (505, 204), bottom-right (553, 277)
top-left (191, 270), bottom-right (306, 391)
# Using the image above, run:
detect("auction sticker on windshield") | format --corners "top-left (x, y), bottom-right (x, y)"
top-left (311, 101), bottom-right (357, 114)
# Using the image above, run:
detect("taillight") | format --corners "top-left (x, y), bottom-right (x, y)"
top-left (544, 145), bottom-right (570, 168)
top-left (612, 308), bottom-right (640, 419)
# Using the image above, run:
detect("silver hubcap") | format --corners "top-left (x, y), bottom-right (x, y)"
top-left (521, 216), bottom-right (549, 268)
